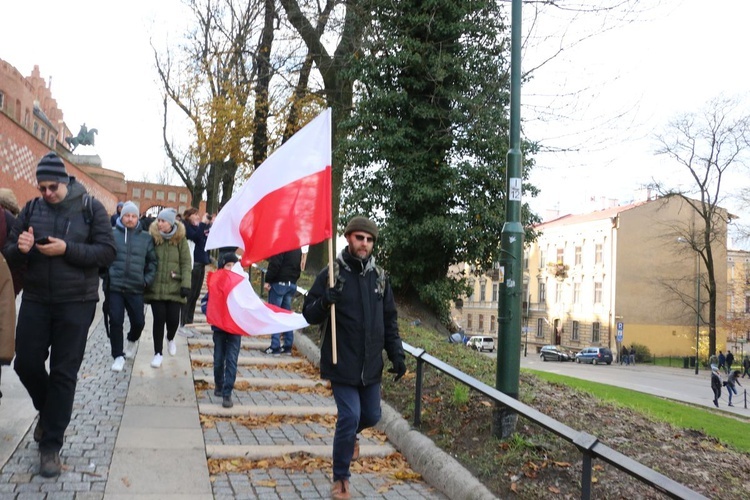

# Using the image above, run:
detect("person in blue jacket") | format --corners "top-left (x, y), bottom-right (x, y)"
top-left (182, 207), bottom-right (211, 326)
top-left (105, 201), bottom-right (157, 371)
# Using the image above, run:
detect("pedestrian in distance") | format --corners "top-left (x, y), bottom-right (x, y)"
top-left (202, 252), bottom-right (242, 409)
top-left (0, 187), bottom-right (23, 401)
top-left (742, 355), bottom-right (750, 379)
top-left (725, 350), bottom-right (734, 374)
top-left (110, 201), bottom-right (124, 227)
top-left (263, 247), bottom-right (302, 356)
top-left (105, 201), bottom-right (157, 371)
top-left (718, 351), bottom-right (725, 373)
top-left (708, 352), bottom-right (718, 368)
top-left (724, 369), bottom-right (742, 407)
top-left (710, 365), bottom-right (722, 408)
top-left (2, 152), bottom-right (116, 477)
top-left (182, 207), bottom-right (212, 328)
top-left (0, 255), bottom-right (15, 404)
top-left (144, 208), bottom-right (191, 368)
top-left (629, 346), bottom-right (636, 366)
top-left (303, 216), bottom-right (406, 500)
top-left (0, 187), bottom-right (24, 295)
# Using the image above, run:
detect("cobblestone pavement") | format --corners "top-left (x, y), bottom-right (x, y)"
top-left (0, 317), bottom-right (130, 499)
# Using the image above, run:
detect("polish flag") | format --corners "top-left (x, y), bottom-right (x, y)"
top-left (205, 108), bottom-right (332, 265)
top-left (205, 263), bottom-right (309, 335)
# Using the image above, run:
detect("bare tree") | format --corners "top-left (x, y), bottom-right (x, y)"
top-left (653, 95), bottom-right (750, 355)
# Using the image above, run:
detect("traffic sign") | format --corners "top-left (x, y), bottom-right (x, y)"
top-left (616, 322), bottom-right (624, 342)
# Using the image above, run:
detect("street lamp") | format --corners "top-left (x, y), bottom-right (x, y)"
top-left (677, 238), bottom-right (700, 375)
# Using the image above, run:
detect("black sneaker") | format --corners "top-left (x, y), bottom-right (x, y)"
top-left (40, 450), bottom-right (61, 477)
top-left (214, 388), bottom-right (222, 397)
top-left (264, 346), bottom-right (281, 356)
top-left (222, 395), bottom-right (234, 408)
top-left (281, 346), bottom-right (293, 356)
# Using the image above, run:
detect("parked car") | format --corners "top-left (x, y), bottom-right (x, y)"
top-left (575, 347), bottom-right (614, 365)
top-left (467, 336), bottom-right (495, 352)
top-left (539, 345), bottom-right (573, 362)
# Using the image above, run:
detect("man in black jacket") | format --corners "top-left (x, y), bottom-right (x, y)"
top-left (263, 247), bottom-right (302, 355)
top-left (303, 216), bottom-right (405, 500)
top-left (3, 152), bottom-right (116, 477)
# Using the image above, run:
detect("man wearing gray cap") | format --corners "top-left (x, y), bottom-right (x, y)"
top-left (303, 216), bottom-right (406, 499)
top-left (3, 151), bottom-right (116, 477)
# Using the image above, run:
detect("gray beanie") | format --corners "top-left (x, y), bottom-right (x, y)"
top-left (120, 201), bottom-right (139, 218)
top-left (36, 152), bottom-right (70, 184)
top-left (344, 216), bottom-right (378, 240)
top-left (157, 207), bottom-right (177, 226)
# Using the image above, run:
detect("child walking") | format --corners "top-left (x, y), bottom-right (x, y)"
top-left (202, 252), bottom-right (242, 408)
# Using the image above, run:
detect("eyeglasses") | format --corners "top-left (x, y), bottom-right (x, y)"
top-left (353, 234), bottom-right (374, 243)
top-left (38, 183), bottom-right (60, 194)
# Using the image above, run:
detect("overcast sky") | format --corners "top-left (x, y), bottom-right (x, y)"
top-left (3, 0), bottom-right (749, 225)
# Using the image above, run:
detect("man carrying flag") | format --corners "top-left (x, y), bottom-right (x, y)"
top-left (303, 216), bottom-right (406, 500)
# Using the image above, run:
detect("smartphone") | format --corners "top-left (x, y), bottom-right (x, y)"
top-left (35, 236), bottom-right (51, 245)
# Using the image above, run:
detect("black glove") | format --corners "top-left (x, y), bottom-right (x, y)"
top-left (388, 359), bottom-right (407, 382)
top-left (180, 287), bottom-right (191, 298)
top-left (323, 286), bottom-right (342, 306)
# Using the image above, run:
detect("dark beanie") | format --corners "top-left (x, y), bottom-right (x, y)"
top-left (344, 216), bottom-right (378, 240)
top-left (36, 152), bottom-right (69, 184)
top-left (218, 252), bottom-right (239, 268)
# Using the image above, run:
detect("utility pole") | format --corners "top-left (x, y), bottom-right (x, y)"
top-left (493, 0), bottom-right (523, 439)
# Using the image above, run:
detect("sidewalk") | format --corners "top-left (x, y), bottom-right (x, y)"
top-left (0, 301), bottom-right (493, 499)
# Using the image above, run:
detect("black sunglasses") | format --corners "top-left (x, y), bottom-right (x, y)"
top-left (38, 183), bottom-right (60, 194)
top-left (353, 234), bottom-right (374, 243)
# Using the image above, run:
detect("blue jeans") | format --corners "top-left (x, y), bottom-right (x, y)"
top-left (727, 383), bottom-right (738, 404)
top-left (331, 382), bottom-right (382, 481)
top-left (213, 331), bottom-right (241, 397)
top-left (268, 282), bottom-right (296, 349)
top-left (108, 291), bottom-right (145, 358)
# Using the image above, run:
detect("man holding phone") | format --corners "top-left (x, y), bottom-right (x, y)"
top-left (2, 152), bottom-right (115, 477)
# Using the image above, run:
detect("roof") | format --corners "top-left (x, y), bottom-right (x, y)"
top-left (535, 201), bottom-right (649, 230)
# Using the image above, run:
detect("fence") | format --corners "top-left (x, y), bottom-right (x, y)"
top-left (403, 341), bottom-right (707, 500)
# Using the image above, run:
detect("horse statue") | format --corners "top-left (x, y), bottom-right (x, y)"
top-left (65, 124), bottom-right (98, 151)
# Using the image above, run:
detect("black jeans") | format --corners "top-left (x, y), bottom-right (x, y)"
top-left (108, 291), bottom-right (145, 358)
top-left (15, 300), bottom-right (95, 452)
top-left (182, 263), bottom-right (206, 325)
top-left (151, 301), bottom-right (181, 355)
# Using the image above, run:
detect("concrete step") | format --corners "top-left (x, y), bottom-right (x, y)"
top-left (199, 404), bottom-right (337, 417)
top-left (193, 375), bottom-right (329, 389)
top-left (191, 354), bottom-right (304, 366)
top-left (206, 443), bottom-right (395, 460)
top-left (188, 337), bottom-right (268, 349)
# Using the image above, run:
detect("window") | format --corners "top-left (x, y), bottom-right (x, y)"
top-left (168, 191), bottom-right (176, 202)
top-left (536, 318), bottom-right (544, 338)
top-left (575, 246), bottom-right (582, 265)
top-left (592, 322), bottom-right (601, 342)
top-left (556, 247), bottom-right (564, 264)
top-left (132, 188), bottom-right (141, 198)
top-left (538, 281), bottom-right (546, 302)
top-left (480, 282), bottom-right (486, 302)
top-left (594, 282), bottom-right (603, 304)
top-left (0, 91), bottom-right (4, 110)
top-left (573, 283), bottom-right (581, 303)
top-left (745, 296), bottom-right (750, 314)
top-left (156, 191), bottom-right (165, 201)
top-left (144, 189), bottom-right (153, 199)
top-left (523, 251), bottom-right (529, 269)
top-left (539, 250), bottom-right (546, 269)
top-left (490, 315), bottom-right (496, 333)
top-left (467, 314), bottom-right (473, 330)
top-left (555, 282), bottom-right (563, 303)
top-left (572, 321), bottom-right (580, 340)
top-left (492, 284), bottom-right (498, 302)
top-left (478, 314), bottom-right (484, 331)
top-left (595, 243), bottom-right (603, 264)
top-left (179, 193), bottom-right (188, 202)
top-left (41, 128), bottom-right (46, 141)
top-left (33, 121), bottom-right (39, 135)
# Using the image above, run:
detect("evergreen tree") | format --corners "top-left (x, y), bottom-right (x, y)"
top-left (342, 0), bottom-right (540, 321)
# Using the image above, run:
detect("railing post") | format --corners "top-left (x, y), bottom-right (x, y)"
top-left (573, 433), bottom-right (598, 500)
top-left (414, 356), bottom-right (424, 427)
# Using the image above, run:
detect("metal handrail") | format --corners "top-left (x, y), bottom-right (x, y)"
top-left (402, 341), bottom-right (707, 500)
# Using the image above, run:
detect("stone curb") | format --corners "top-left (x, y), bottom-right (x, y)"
top-left (295, 333), bottom-right (497, 500)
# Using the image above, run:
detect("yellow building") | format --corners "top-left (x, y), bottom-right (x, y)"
top-left (452, 196), bottom-right (729, 359)
top-left (726, 249), bottom-right (750, 358)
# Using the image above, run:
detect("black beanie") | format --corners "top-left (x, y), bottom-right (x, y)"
top-left (218, 252), bottom-right (239, 268)
top-left (344, 216), bottom-right (378, 240)
top-left (36, 152), bottom-right (69, 184)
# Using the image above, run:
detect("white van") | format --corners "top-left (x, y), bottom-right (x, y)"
top-left (467, 336), bottom-right (495, 353)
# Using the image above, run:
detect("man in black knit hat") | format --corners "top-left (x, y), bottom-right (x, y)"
top-left (3, 151), bottom-right (116, 477)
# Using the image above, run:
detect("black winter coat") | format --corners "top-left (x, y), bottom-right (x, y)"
top-left (3, 179), bottom-right (116, 303)
top-left (303, 248), bottom-right (404, 386)
top-left (106, 219), bottom-right (157, 294)
top-left (265, 248), bottom-right (302, 283)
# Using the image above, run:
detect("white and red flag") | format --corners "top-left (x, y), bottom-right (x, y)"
top-left (205, 263), bottom-right (309, 335)
top-left (205, 108), bottom-right (332, 265)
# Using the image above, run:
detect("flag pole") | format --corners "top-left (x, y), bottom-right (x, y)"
top-left (328, 237), bottom-right (338, 364)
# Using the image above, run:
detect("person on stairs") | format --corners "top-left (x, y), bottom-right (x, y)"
top-left (105, 201), bottom-right (157, 371)
top-left (144, 208), bottom-right (191, 368)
